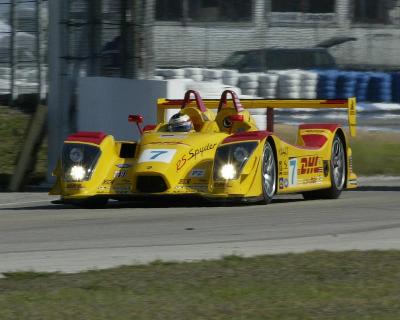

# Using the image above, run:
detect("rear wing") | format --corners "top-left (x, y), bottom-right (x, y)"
top-left (157, 90), bottom-right (357, 137)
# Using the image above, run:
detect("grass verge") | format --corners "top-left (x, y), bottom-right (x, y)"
top-left (0, 106), bottom-right (47, 187)
top-left (1, 251), bottom-right (400, 319)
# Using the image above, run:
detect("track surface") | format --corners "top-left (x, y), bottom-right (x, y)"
top-left (0, 176), bottom-right (399, 274)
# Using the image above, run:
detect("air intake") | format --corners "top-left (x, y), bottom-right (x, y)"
top-left (136, 176), bottom-right (168, 193)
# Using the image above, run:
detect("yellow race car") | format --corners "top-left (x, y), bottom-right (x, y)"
top-left (50, 89), bottom-right (357, 207)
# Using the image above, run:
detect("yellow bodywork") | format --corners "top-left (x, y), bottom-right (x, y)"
top-left (50, 93), bottom-right (357, 203)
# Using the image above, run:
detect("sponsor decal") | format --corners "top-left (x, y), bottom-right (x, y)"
top-left (349, 156), bottom-right (353, 173)
top-left (299, 156), bottom-right (322, 175)
top-left (114, 170), bottom-right (127, 178)
top-left (279, 178), bottom-right (289, 189)
top-left (349, 100), bottom-right (356, 115)
top-left (279, 177), bottom-right (284, 189)
top-left (189, 169), bottom-right (206, 178)
top-left (298, 176), bottom-right (323, 185)
top-left (176, 157), bottom-right (187, 171)
top-left (116, 164), bottom-right (132, 169)
top-left (288, 158), bottom-right (298, 186)
top-left (279, 147), bottom-right (288, 157)
top-left (97, 185), bottom-right (109, 192)
top-left (66, 183), bottom-right (84, 190)
top-left (278, 159), bottom-right (288, 176)
top-left (114, 185), bottom-right (131, 193)
top-left (138, 149), bottom-right (176, 163)
top-left (191, 184), bottom-right (208, 192)
top-left (188, 143), bottom-right (217, 161)
top-left (103, 179), bottom-right (131, 185)
top-left (176, 143), bottom-right (217, 171)
top-left (214, 182), bottom-right (233, 188)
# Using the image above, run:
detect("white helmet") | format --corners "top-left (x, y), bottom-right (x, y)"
top-left (168, 113), bottom-right (193, 132)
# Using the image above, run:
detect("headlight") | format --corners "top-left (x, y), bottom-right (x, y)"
top-left (62, 143), bottom-right (101, 181)
top-left (220, 164), bottom-right (237, 180)
top-left (213, 142), bottom-right (258, 180)
top-left (233, 146), bottom-right (249, 162)
top-left (70, 165), bottom-right (86, 181)
top-left (69, 147), bottom-right (84, 163)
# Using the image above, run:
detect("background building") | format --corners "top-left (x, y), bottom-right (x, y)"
top-left (153, 0), bottom-right (400, 70)
top-left (2, 0), bottom-right (400, 105)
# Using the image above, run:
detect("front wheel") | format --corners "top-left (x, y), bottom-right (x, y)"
top-left (303, 134), bottom-right (346, 200)
top-left (260, 142), bottom-right (277, 204)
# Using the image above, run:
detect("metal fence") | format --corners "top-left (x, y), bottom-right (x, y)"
top-left (0, 0), bottom-right (46, 104)
top-left (2, 0), bottom-right (400, 106)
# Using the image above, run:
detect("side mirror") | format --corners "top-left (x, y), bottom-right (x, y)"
top-left (128, 114), bottom-right (144, 135)
top-left (128, 115), bottom-right (144, 123)
top-left (229, 114), bottom-right (244, 122)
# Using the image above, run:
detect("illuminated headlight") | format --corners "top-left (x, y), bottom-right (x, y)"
top-left (62, 143), bottom-right (101, 181)
top-left (220, 164), bottom-right (237, 180)
top-left (70, 165), bottom-right (86, 181)
top-left (213, 142), bottom-right (258, 181)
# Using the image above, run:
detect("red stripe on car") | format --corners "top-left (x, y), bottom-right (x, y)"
top-left (299, 123), bottom-right (340, 132)
top-left (223, 131), bottom-right (269, 143)
top-left (319, 100), bottom-right (348, 104)
top-left (66, 131), bottom-right (107, 145)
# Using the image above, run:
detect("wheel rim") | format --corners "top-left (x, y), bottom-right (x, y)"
top-left (262, 144), bottom-right (276, 198)
top-left (332, 137), bottom-right (345, 190)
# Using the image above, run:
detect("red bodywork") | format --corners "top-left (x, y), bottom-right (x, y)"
top-left (299, 123), bottom-right (340, 149)
top-left (66, 132), bottom-right (107, 145)
top-left (223, 131), bottom-right (270, 144)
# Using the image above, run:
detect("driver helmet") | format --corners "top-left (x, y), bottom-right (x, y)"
top-left (168, 113), bottom-right (193, 132)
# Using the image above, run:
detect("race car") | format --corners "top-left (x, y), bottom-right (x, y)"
top-left (50, 89), bottom-right (357, 206)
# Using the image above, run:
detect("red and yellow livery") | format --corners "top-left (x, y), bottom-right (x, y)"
top-left (50, 89), bottom-right (357, 206)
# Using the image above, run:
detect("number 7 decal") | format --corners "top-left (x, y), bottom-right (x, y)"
top-left (150, 150), bottom-right (168, 160)
top-left (138, 149), bottom-right (177, 163)
top-left (289, 158), bottom-right (297, 186)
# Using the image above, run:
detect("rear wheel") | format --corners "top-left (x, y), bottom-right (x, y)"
top-left (303, 134), bottom-right (346, 200)
top-left (260, 142), bottom-right (276, 204)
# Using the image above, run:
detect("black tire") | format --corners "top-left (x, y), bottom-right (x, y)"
top-left (302, 134), bottom-right (346, 200)
top-left (260, 141), bottom-right (277, 204)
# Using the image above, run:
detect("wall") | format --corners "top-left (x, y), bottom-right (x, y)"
top-left (77, 77), bottom-right (192, 141)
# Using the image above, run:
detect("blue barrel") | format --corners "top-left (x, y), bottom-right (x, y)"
top-left (355, 72), bottom-right (370, 102)
top-left (317, 70), bottom-right (339, 99)
top-left (367, 72), bottom-right (392, 102)
top-left (392, 72), bottom-right (400, 103)
top-left (336, 71), bottom-right (357, 99)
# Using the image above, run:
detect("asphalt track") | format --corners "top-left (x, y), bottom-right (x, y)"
top-left (0, 176), bottom-right (399, 275)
